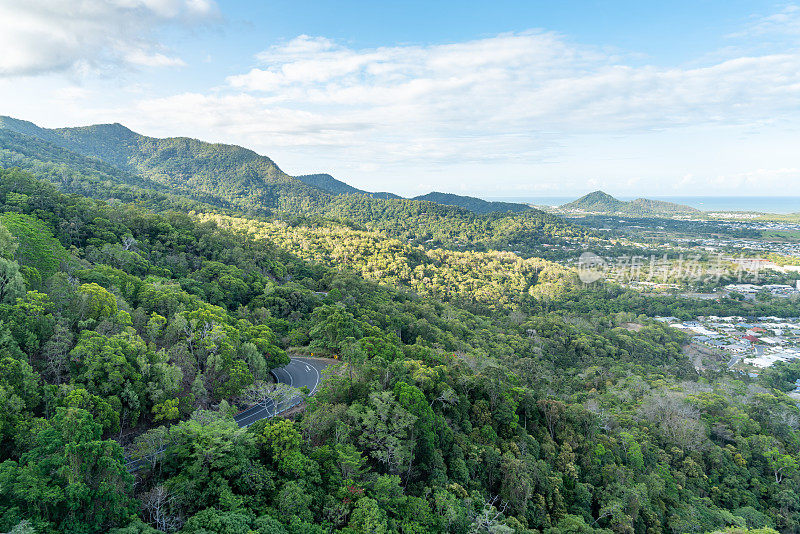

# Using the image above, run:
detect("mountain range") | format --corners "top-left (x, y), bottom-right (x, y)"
top-left (0, 116), bottom-right (536, 216)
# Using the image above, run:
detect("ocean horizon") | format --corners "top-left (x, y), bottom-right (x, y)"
top-left (486, 196), bottom-right (800, 214)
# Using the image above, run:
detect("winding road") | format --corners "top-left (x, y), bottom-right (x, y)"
top-left (234, 356), bottom-right (330, 427)
top-left (126, 356), bottom-right (330, 471)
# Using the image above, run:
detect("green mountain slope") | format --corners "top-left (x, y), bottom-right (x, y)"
top-left (2, 167), bottom-right (799, 533)
top-left (412, 191), bottom-right (531, 214)
top-left (0, 116), bottom-right (330, 213)
top-left (0, 116), bottom-right (586, 255)
top-left (563, 190), bottom-right (699, 216)
top-left (0, 128), bottom-right (226, 211)
top-left (0, 127), bottom-right (172, 192)
top-left (562, 190), bottom-right (625, 212)
top-left (627, 197), bottom-right (702, 216)
top-left (296, 172), bottom-right (401, 199)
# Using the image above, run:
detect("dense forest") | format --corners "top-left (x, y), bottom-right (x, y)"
top-left (199, 213), bottom-right (800, 320)
top-left (1, 119), bottom-right (800, 533)
top-left (0, 169), bottom-right (799, 534)
top-left (0, 117), bottom-right (589, 258)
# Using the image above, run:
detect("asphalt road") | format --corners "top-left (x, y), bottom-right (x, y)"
top-left (126, 356), bottom-right (330, 470)
top-left (234, 357), bottom-right (330, 427)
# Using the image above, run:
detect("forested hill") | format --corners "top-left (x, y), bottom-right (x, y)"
top-left (0, 116), bottom-right (330, 213)
top-left (1, 166), bottom-right (799, 533)
top-left (0, 116), bottom-right (589, 255)
top-left (412, 191), bottom-right (532, 214)
top-left (562, 191), bottom-right (624, 212)
top-left (563, 190), bottom-right (700, 216)
top-left (296, 173), bottom-right (401, 199)
top-left (0, 127), bottom-right (227, 210)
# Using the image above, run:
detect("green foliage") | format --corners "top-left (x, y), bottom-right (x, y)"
top-left (563, 190), bottom-right (700, 216)
top-left (0, 407), bottom-right (135, 532)
top-left (0, 212), bottom-right (67, 279)
top-left (412, 191), bottom-right (531, 214)
top-left (0, 257), bottom-right (25, 303)
top-left (0, 220), bottom-right (17, 258)
top-left (0, 163), bottom-right (797, 534)
top-left (77, 282), bottom-right (118, 321)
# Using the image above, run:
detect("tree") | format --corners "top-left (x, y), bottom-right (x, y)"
top-left (210, 360), bottom-right (251, 399)
top-left (765, 447), bottom-right (798, 484)
top-left (0, 258), bottom-right (25, 304)
top-left (309, 305), bottom-right (363, 352)
top-left (152, 398), bottom-right (180, 422)
top-left (0, 220), bottom-right (17, 258)
top-left (276, 481), bottom-right (313, 523)
top-left (42, 321), bottom-right (73, 384)
top-left (538, 398), bottom-right (566, 440)
top-left (141, 485), bottom-right (182, 532)
top-left (0, 407), bottom-right (135, 532)
top-left (259, 418), bottom-right (312, 478)
top-left (470, 496), bottom-right (512, 534)
top-left (180, 508), bottom-right (256, 534)
top-left (77, 282), bottom-right (118, 321)
top-left (129, 425), bottom-right (169, 472)
top-left (0, 212), bottom-right (67, 279)
top-left (0, 356), bottom-right (41, 455)
top-left (69, 330), bottom-right (148, 427)
top-left (351, 391), bottom-right (417, 475)
top-left (60, 386), bottom-right (120, 433)
top-left (160, 415), bottom-right (258, 516)
top-left (349, 497), bottom-right (388, 534)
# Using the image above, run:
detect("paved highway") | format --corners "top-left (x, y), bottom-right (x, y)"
top-left (234, 357), bottom-right (329, 427)
top-left (127, 356), bottom-right (330, 470)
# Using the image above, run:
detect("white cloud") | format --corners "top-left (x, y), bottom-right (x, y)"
top-left (137, 30), bottom-right (800, 172)
top-left (0, 0), bottom-right (217, 76)
top-left (7, 6), bottom-right (800, 196)
top-left (124, 49), bottom-right (187, 68)
top-left (734, 4), bottom-right (800, 37)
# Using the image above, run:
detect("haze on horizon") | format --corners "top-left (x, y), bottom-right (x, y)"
top-left (1, 0), bottom-right (799, 199)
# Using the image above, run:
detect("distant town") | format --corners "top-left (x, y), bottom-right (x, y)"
top-left (657, 315), bottom-right (800, 375)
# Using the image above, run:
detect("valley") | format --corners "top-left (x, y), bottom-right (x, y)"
top-left (0, 118), bottom-right (798, 534)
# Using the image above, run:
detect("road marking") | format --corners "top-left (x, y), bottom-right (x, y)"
top-left (127, 358), bottom-right (325, 471)
top-left (309, 360), bottom-right (321, 394)
top-left (275, 366), bottom-right (293, 387)
top-left (286, 367), bottom-right (294, 387)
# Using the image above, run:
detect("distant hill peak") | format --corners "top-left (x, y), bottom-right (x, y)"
top-left (296, 173), bottom-right (365, 195)
top-left (562, 191), bottom-right (624, 212)
top-left (584, 190), bottom-right (619, 202)
top-left (562, 190), bottom-right (699, 216)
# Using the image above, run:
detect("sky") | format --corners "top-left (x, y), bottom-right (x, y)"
top-left (1, 1), bottom-right (800, 198)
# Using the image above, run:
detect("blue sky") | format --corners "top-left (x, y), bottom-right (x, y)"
top-left (1, 0), bottom-right (799, 198)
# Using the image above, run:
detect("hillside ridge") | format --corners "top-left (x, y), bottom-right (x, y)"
top-left (413, 191), bottom-right (531, 214)
top-left (563, 190), bottom-right (700, 216)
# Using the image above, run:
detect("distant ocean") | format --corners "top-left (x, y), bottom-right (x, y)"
top-left (487, 196), bottom-right (800, 214)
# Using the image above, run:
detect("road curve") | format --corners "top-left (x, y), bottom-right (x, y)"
top-left (127, 357), bottom-right (330, 470)
top-left (234, 357), bottom-right (330, 427)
